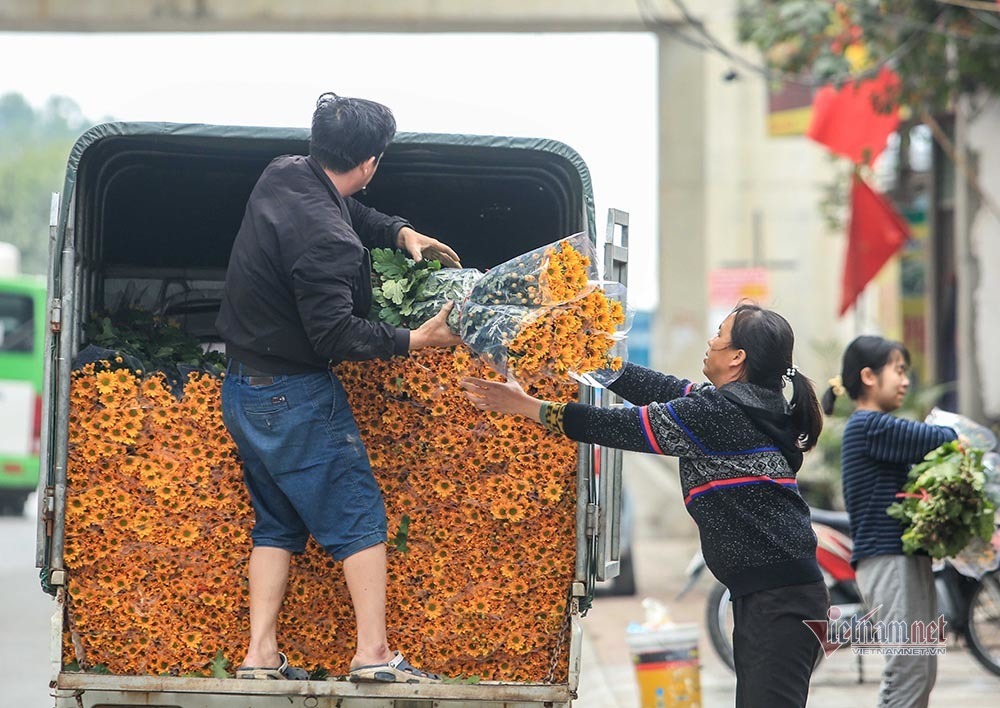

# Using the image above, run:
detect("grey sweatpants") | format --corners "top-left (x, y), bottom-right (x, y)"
top-left (855, 555), bottom-right (938, 708)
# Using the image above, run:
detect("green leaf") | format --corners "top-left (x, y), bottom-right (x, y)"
top-left (379, 307), bottom-right (401, 327)
top-left (381, 280), bottom-right (406, 306)
top-left (309, 666), bottom-right (330, 681)
top-left (210, 649), bottom-right (230, 678)
top-left (392, 514), bottom-right (411, 553)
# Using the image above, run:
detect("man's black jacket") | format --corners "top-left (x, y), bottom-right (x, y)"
top-left (216, 155), bottom-right (410, 373)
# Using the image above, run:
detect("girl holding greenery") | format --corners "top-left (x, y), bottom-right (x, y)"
top-left (822, 335), bottom-right (956, 708)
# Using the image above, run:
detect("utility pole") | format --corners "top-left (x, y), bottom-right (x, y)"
top-left (948, 37), bottom-right (984, 421)
top-left (953, 94), bottom-right (984, 421)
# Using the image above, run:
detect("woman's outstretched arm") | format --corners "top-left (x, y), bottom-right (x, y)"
top-left (459, 376), bottom-right (704, 458)
top-left (604, 362), bottom-right (705, 406)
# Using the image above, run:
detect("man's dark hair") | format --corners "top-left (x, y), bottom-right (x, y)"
top-left (310, 92), bottom-right (396, 173)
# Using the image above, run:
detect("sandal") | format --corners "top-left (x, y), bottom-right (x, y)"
top-left (349, 651), bottom-right (441, 684)
top-left (235, 651), bottom-right (309, 680)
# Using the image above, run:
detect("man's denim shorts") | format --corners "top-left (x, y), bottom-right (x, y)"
top-left (220, 365), bottom-right (387, 560)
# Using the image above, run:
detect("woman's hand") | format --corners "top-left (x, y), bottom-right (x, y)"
top-left (409, 302), bottom-right (462, 350)
top-left (459, 376), bottom-right (542, 421)
top-left (397, 226), bottom-right (462, 267)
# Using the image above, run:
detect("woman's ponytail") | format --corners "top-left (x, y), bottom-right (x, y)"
top-left (787, 369), bottom-right (823, 452)
top-left (820, 375), bottom-right (845, 416)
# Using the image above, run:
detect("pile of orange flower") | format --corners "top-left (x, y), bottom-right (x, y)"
top-left (64, 348), bottom-right (578, 682)
top-left (64, 364), bottom-right (252, 675)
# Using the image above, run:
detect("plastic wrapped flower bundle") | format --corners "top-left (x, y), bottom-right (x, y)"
top-left (887, 441), bottom-right (997, 563)
top-left (63, 318), bottom-right (578, 681)
top-left (371, 232), bottom-right (630, 385)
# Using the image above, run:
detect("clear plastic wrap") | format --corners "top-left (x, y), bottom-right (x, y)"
top-left (465, 232), bottom-right (599, 307)
top-left (925, 407), bottom-right (998, 451)
top-left (397, 233), bottom-right (629, 384)
top-left (565, 282), bottom-right (634, 387)
top-left (409, 268), bottom-right (484, 328)
top-left (948, 530), bottom-right (1000, 579)
top-left (572, 338), bottom-right (631, 388)
top-left (454, 303), bottom-right (542, 376)
top-left (984, 452), bottom-right (1000, 505)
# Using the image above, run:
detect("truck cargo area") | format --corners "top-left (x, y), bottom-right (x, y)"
top-left (41, 123), bottom-right (625, 708)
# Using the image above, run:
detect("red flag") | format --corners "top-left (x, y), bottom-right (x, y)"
top-left (839, 175), bottom-right (910, 316)
top-left (808, 67), bottom-right (901, 165)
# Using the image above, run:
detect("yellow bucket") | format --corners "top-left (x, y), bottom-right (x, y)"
top-left (626, 623), bottom-right (701, 708)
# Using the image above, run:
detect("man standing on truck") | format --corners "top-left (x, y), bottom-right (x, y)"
top-left (216, 92), bottom-right (461, 683)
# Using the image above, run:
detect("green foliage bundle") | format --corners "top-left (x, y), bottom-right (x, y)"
top-left (887, 441), bottom-right (996, 559)
top-left (82, 307), bottom-right (225, 379)
top-left (369, 248), bottom-right (444, 327)
top-left (369, 248), bottom-right (480, 330)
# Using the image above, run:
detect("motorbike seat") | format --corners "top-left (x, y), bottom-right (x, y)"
top-left (809, 508), bottom-right (852, 536)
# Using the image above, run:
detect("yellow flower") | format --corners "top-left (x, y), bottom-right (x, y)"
top-left (95, 372), bottom-right (116, 396)
top-left (424, 600), bottom-right (444, 620)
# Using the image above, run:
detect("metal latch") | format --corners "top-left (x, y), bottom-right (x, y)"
top-left (50, 298), bottom-right (62, 333)
top-left (585, 502), bottom-right (599, 537)
top-left (41, 485), bottom-right (55, 537)
top-left (604, 208), bottom-right (629, 287)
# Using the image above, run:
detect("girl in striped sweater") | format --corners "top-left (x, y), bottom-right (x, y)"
top-left (822, 335), bottom-right (957, 708)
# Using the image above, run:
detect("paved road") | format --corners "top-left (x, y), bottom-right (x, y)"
top-left (0, 495), bottom-right (58, 708)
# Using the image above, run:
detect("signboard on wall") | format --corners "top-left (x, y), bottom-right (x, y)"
top-left (900, 210), bottom-right (928, 383)
top-left (708, 267), bottom-right (771, 335)
top-left (768, 81), bottom-right (813, 137)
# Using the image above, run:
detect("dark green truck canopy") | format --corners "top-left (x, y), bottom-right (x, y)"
top-left (58, 122), bottom-right (596, 281)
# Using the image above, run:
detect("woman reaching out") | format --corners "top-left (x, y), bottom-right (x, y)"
top-left (460, 303), bottom-right (829, 708)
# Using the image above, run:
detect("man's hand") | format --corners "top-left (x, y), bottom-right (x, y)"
top-left (397, 226), bottom-right (462, 267)
top-left (409, 302), bottom-right (463, 351)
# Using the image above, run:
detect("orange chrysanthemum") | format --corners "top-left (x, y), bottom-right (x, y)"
top-left (65, 347), bottom-right (577, 682)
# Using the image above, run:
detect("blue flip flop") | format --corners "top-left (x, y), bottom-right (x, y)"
top-left (235, 652), bottom-right (309, 680)
top-left (349, 651), bottom-right (441, 684)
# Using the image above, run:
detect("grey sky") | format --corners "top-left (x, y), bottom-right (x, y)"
top-left (2, 31), bottom-right (659, 308)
